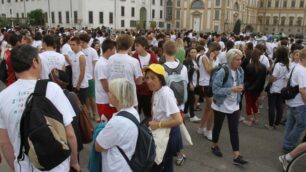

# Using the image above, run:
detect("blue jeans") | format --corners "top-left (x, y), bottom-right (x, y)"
top-left (283, 105), bottom-right (306, 150)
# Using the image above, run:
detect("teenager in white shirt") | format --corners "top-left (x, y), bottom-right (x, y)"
top-left (68, 37), bottom-right (88, 105)
top-left (95, 78), bottom-right (140, 172)
top-left (39, 35), bottom-right (65, 79)
top-left (108, 34), bottom-right (143, 106)
top-left (95, 39), bottom-right (117, 121)
top-left (79, 34), bottom-right (99, 121)
top-left (0, 45), bottom-right (80, 172)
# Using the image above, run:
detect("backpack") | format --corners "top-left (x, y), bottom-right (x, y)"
top-left (208, 64), bottom-right (229, 95)
top-left (116, 111), bottom-right (156, 172)
top-left (0, 59), bottom-right (7, 83)
top-left (17, 80), bottom-right (71, 171)
top-left (163, 63), bottom-right (188, 105)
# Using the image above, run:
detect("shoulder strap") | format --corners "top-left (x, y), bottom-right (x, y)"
top-left (287, 65), bottom-right (296, 87)
top-left (173, 63), bottom-right (183, 74)
top-left (163, 64), bottom-right (173, 75)
top-left (34, 79), bottom-right (49, 96)
top-left (222, 66), bottom-right (229, 86)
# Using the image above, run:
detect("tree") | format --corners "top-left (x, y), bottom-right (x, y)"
top-left (150, 21), bottom-right (157, 29)
top-left (0, 17), bottom-right (10, 27)
top-left (28, 9), bottom-right (45, 26)
top-left (136, 20), bottom-right (145, 30)
top-left (233, 19), bottom-right (241, 35)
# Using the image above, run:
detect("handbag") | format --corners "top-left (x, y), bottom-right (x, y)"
top-left (281, 66), bottom-right (299, 100)
top-left (180, 123), bottom-right (193, 146)
top-left (151, 128), bottom-right (171, 165)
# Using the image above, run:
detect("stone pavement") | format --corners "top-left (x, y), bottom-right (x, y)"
top-left (0, 96), bottom-right (289, 172)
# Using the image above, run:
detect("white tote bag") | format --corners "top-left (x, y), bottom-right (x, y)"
top-left (180, 123), bottom-right (193, 146)
top-left (151, 128), bottom-right (171, 165)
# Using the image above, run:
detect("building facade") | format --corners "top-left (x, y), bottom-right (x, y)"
top-left (0, 0), bottom-right (306, 35)
top-left (0, 0), bottom-right (165, 29)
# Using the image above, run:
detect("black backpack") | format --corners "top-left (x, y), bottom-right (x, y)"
top-left (116, 111), bottom-right (156, 172)
top-left (208, 64), bottom-right (229, 95)
top-left (17, 80), bottom-right (71, 171)
top-left (0, 59), bottom-right (7, 83)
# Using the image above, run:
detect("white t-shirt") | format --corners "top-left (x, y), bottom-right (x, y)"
top-left (217, 51), bottom-right (227, 65)
top-left (192, 60), bottom-right (199, 86)
top-left (139, 53), bottom-right (151, 68)
top-left (96, 107), bottom-right (139, 172)
top-left (218, 41), bottom-right (225, 51)
top-left (95, 56), bottom-right (110, 104)
top-left (0, 80), bottom-right (75, 172)
top-left (39, 51), bottom-right (66, 79)
top-left (82, 47), bottom-right (99, 80)
top-left (152, 86), bottom-right (180, 121)
top-left (97, 36), bottom-right (105, 45)
top-left (198, 56), bottom-right (218, 86)
top-left (68, 51), bottom-right (89, 88)
top-left (32, 40), bottom-right (42, 50)
top-left (108, 53), bottom-right (143, 105)
top-left (270, 63), bottom-right (289, 93)
top-left (211, 70), bottom-right (239, 114)
top-left (286, 63), bottom-right (306, 107)
top-left (164, 61), bottom-right (188, 110)
top-left (259, 54), bottom-right (270, 70)
top-left (60, 43), bottom-right (72, 66)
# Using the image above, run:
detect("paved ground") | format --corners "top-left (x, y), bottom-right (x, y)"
top-left (1, 95), bottom-right (289, 172)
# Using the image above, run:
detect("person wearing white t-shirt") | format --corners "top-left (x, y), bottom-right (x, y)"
top-left (0, 45), bottom-right (80, 172)
top-left (198, 42), bottom-right (221, 141)
top-left (283, 48), bottom-right (306, 152)
top-left (39, 35), bottom-right (65, 79)
top-left (68, 37), bottom-right (88, 105)
top-left (108, 34), bottom-right (143, 106)
top-left (95, 39), bottom-right (117, 121)
top-left (95, 78), bottom-right (140, 172)
top-left (79, 34), bottom-right (99, 121)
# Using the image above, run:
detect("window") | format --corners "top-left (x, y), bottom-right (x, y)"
top-left (281, 17), bottom-right (285, 26)
top-left (215, 0), bottom-right (220, 6)
top-left (166, 7), bottom-right (172, 20)
top-left (130, 20), bottom-right (136, 27)
top-left (297, 17), bottom-right (302, 26)
top-left (99, 12), bottom-right (103, 24)
top-left (258, 16), bottom-right (263, 24)
top-left (131, 7), bottom-right (135, 17)
top-left (275, 0), bottom-right (279, 7)
top-left (214, 10), bottom-right (220, 20)
top-left (267, 0), bottom-right (271, 7)
top-left (283, 0), bottom-right (287, 8)
top-left (160, 0), bottom-right (163, 6)
top-left (291, 0), bottom-right (295, 7)
top-left (152, 9), bottom-right (155, 18)
top-left (1, 0), bottom-right (4, 4)
top-left (191, 0), bottom-right (204, 9)
top-left (152, 0), bottom-right (155, 5)
top-left (16, 13), bottom-right (19, 18)
top-left (66, 11), bottom-right (70, 23)
top-left (109, 12), bottom-right (113, 24)
top-left (74, 11), bottom-right (78, 24)
top-left (51, 12), bottom-right (55, 24)
top-left (160, 10), bottom-right (163, 19)
top-left (176, 10), bottom-right (180, 19)
top-left (176, 21), bottom-right (180, 28)
top-left (266, 17), bottom-right (270, 25)
top-left (7, 0), bottom-right (10, 3)
top-left (121, 6), bottom-right (125, 16)
top-left (300, 0), bottom-right (304, 7)
top-left (58, 12), bottom-right (62, 24)
top-left (88, 11), bottom-right (93, 24)
top-left (260, 1), bottom-right (264, 7)
top-left (121, 20), bottom-right (125, 27)
top-left (273, 16), bottom-right (278, 25)
top-left (289, 16), bottom-right (294, 25)
top-left (177, 0), bottom-right (180, 7)
top-left (21, 13), bottom-right (24, 18)
top-left (159, 21), bottom-right (164, 28)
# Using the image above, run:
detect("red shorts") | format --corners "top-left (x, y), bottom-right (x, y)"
top-left (97, 104), bottom-right (117, 121)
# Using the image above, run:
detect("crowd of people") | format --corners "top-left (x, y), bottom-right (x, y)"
top-left (0, 26), bottom-right (305, 172)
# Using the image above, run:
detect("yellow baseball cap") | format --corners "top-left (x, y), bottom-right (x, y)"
top-left (144, 64), bottom-right (166, 76)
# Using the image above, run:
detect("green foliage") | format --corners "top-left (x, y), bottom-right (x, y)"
top-left (0, 17), bottom-right (10, 27)
top-left (233, 19), bottom-right (241, 35)
top-left (136, 20), bottom-right (145, 30)
top-left (28, 9), bottom-right (45, 26)
top-left (150, 21), bottom-right (157, 29)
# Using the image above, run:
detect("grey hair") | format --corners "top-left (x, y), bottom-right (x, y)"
top-left (109, 78), bottom-right (135, 108)
top-left (226, 49), bottom-right (243, 65)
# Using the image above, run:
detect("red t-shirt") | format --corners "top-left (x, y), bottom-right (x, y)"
top-left (4, 49), bottom-right (16, 86)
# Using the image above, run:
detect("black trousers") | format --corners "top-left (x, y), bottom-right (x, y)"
top-left (184, 90), bottom-right (195, 118)
top-left (137, 95), bottom-right (152, 118)
top-left (212, 110), bottom-right (240, 151)
top-left (268, 93), bottom-right (283, 126)
top-left (73, 87), bottom-right (88, 105)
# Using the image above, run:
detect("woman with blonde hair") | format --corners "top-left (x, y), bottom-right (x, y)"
top-left (95, 78), bottom-right (140, 172)
top-left (175, 38), bottom-right (185, 63)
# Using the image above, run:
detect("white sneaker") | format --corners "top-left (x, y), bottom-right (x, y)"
top-left (206, 130), bottom-right (212, 141)
top-left (197, 128), bottom-right (206, 135)
top-left (190, 116), bottom-right (201, 123)
top-left (184, 113), bottom-right (190, 118)
top-left (239, 116), bottom-right (245, 122)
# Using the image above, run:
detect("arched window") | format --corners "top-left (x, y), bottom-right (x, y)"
top-left (191, 0), bottom-right (204, 9)
top-left (234, 2), bottom-right (239, 11)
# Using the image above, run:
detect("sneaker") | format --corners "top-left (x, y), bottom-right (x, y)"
top-left (176, 154), bottom-right (186, 166)
top-left (279, 155), bottom-right (289, 171)
top-left (184, 113), bottom-right (190, 118)
top-left (233, 155), bottom-right (248, 165)
top-left (190, 116), bottom-right (201, 123)
top-left (197, 128), bottom-right (206, 135)
top-left (211, 146), bottom-right (223, 157)
top-left (206, 130), bottom-right (212, 141)
top-left (239, 116), bottom-right (245, 122)
top-left (264, 124), bottom-right (273, 130)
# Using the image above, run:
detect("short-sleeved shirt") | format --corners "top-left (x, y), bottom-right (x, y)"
top-left (286, 63), bottom-right (306, 107)
top-left (96, 107), bottom-right (139, 172)
top-left (0, 80), bottom-right (75, 172)
top-left (270, 62), bottom-right (289, 93)
top-left (152, 86), bottom-right (180, 121)
top-left (39, 51), bottom-right (66, 79)
top-left (82, 47), bottom-right (99, 80)
top-left (95, 56), bottom-right (109, 104)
